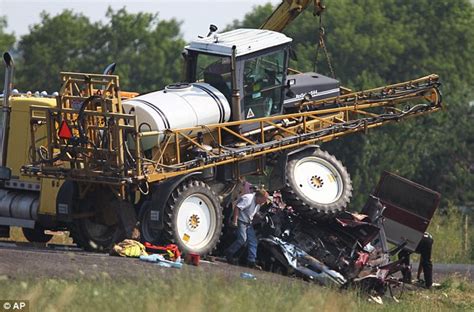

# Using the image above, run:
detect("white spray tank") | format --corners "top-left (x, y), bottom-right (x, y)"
top-left (123, 83), bottom-right (231, 150)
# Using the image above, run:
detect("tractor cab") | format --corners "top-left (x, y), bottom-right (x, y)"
top-left (184, 29), bottom-right (292, 130)
top-left (184, 28), bottom-right (341, 132)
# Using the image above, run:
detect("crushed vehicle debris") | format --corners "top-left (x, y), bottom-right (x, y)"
top-left (218, 171), bottom-right (441, 298)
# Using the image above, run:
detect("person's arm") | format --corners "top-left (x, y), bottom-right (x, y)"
top-left (232, 195), bottom-right (250, 226)
top-left (232, 203), bottom-right (239, 226)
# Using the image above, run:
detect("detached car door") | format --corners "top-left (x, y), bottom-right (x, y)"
top-left (373, 171), bottom-right (441, 252)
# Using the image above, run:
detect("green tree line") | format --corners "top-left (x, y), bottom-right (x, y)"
top-left (1, 1), bottom-right (473, 211)
top-left (233, 0), bottom-right (474, 209)
top-left (0, 8), bottom-right (184, 93)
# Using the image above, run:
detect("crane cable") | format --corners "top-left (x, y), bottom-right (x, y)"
top-left (314, 13), bottom-right (335, 78)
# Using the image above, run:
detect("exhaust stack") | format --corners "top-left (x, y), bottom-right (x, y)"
top-left (0, 52), bottom-right (14, 179)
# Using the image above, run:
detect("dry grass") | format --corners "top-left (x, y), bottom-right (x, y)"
top-left (430, 210), bottom-right (473, 264)
top-left (0, 274), bottom-right (472, 312)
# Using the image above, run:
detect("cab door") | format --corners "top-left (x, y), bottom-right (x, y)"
top-left (373, 171), bottom-right (440, 251)
top-left (239, 48), bottom-right (288, 133)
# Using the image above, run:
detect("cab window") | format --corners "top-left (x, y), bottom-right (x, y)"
top-left (242, 50), bottom-right (285, 119)
top-left (196, 54), bottom-right (232, 101)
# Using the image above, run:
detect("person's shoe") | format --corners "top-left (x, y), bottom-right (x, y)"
top-left (225, 252), bottom-right (236, 265)
top-left (414, 279), bottom-right (432, 289)
top-left (248, 262), bottom-right (262, 270)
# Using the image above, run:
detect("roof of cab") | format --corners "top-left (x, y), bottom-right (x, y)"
top-left (6, 96), bottom-right (57, 112)
top-left (185, 28), bottom-right (293, 57)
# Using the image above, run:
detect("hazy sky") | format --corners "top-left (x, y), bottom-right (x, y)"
top-left (0, 0), bottom-right (280, 41)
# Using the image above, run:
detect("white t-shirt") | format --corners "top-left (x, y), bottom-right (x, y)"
top-left (236, 193), bottom-right (260, 223)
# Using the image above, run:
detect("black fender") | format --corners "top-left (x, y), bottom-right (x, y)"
top-left (55, 181), bottom-right (78, 222)
top-left (143, 172), bottom-right (202, 230)
top-left (268, 145), bottom-right (320, 191)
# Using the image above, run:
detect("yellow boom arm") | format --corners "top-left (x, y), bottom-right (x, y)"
top-left (260, 0), bottom-right (325, 32)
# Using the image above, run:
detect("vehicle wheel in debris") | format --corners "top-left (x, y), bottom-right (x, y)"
top-left (139, 200), bottom-right (162, 244)
top-left (22, 225), bottom-right (53, 243)
top-left (163, 180), bottom-right (223, 255)
top-left (282, 148), bottom-right (352, 217)
top-left (387, 278), bottom-right (406, 301)
top-left (69, 192), bottom-right (121, 252)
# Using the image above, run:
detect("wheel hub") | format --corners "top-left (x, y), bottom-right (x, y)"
top-left (188, 214), bottom-right (201, 230)
top-left (310, 175), bottom-right (324, 188)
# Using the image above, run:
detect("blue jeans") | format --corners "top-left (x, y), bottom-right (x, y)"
top-left (226, 221), bottom-right (258, 263)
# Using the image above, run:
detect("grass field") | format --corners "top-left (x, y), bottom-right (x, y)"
top-left (1, 274), bottom-right (473, 312)
top-left (430, 210), bottom-right (473, 264)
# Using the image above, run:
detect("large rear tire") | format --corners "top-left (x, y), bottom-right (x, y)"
top-left (69, 191), bottom-right (121, 252)
top-left (163, 180), bottom-right (223, 255)
top-left (282, 149), bottom-right (352, 217)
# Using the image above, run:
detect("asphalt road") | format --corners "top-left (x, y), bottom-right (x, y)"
top-left (0, 242), bottom-right (291, 283)
top-left (416, 263), bottom-right (473, 282)
top-left (0, 241), bottom-right (472, 283)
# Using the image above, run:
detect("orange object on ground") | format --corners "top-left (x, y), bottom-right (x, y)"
top-left (144, 242), bottom-right (181, 261)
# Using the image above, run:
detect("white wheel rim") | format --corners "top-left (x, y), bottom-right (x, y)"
top-left (176, 194), bottom-right (216, 250)
top-left (293, 156), bottom-right (343, 205)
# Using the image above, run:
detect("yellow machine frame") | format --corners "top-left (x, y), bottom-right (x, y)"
top-left (23, 72), bottom-right (441, 190)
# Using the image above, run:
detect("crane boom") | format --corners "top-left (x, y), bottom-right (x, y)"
top-left (261, 0), bottom-right (325, 32)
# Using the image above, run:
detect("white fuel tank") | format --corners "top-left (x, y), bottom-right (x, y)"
top-left (123, 83), bottom-right (231, 150)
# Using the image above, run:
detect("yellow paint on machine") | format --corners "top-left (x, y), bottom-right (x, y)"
top-left (39, 178), bottom-right (62, 214)
top-left (6, 97), bottom-right (61, 215)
